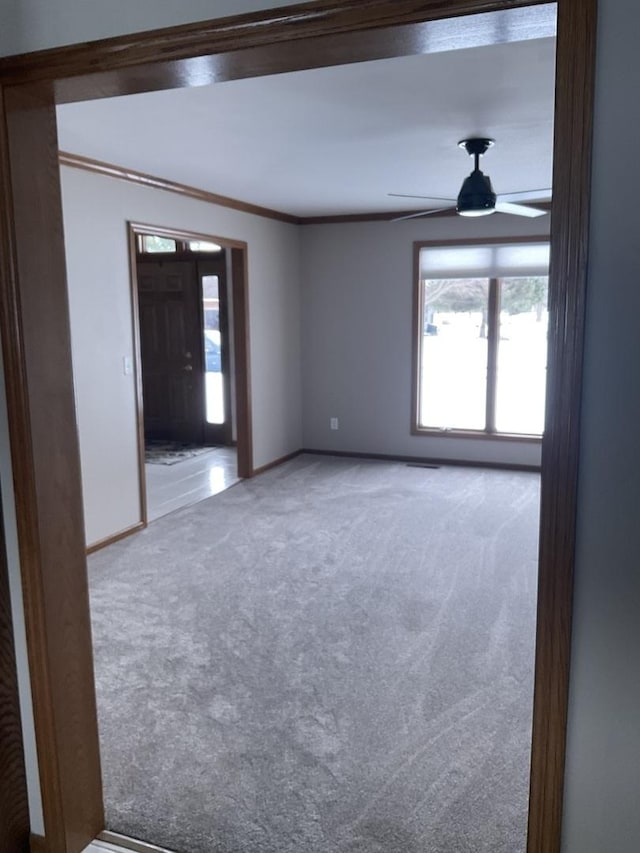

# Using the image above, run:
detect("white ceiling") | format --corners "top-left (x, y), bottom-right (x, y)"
top-left (56, 37), bottom-right (556, 218)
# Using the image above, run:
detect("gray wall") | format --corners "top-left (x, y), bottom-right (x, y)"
top-left (561, 0), bottom-right (640, 849)
top-left (61, 165), bottom-right (303, 547)
top-left (1, 0), bottom-right (640, 850)
top-left (0, 0), bottom-right (317, 57)
top-left (301, 216), bottom-right (549, 466)
top-left (64, 164), bottom-right (548, 551)
top-left (0, 347), bottom-right (43, 832)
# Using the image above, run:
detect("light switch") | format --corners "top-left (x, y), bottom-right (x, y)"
top-left (123, 356), bottom-right (133, 376)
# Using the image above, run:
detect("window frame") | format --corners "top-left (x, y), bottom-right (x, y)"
top-left (411, 236), bottom-right (549, 443)
top-left (136, 233), bottom-right (223, 256)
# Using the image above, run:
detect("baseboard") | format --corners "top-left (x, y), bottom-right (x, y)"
top-left (30, 835), bottom-right (47, 853)
top-left (86, 521), bottom-right (146, 555)
top-left (251, 449), bottom-right (303, 476)
top-left (97, 830), bottom-right (177, 853)
top-left (302, 448), bottom-right (541, 473)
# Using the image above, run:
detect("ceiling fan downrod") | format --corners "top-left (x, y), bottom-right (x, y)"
top-left (458, 137), bottom-right (495, 172)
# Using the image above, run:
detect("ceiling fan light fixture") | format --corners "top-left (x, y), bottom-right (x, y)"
top-left (456, 169), bottom-right (497, 217)
top-left (458, 207), bottom-right (496, 217)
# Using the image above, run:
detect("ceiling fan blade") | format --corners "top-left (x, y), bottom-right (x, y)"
top-left (391, 207), bottom-right (454, 223)
top-left (495, 201), bottom-right (548, 218)
top-left (497, 188), bottom-right (552, 203)
top-left (388, 193), bottom-right (456, 202)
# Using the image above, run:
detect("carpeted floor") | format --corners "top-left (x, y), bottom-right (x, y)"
top-left (88, 454), bottom-right (539, 853)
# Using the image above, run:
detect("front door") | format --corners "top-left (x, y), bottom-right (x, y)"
top-left (138, 258), bottom-right (204, 444)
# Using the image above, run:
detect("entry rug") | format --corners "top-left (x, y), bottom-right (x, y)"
top-left (145, 442), bottom-right (214, 466)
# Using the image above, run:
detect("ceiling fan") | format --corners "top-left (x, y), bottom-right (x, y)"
top-left (390, 138), bottom-right (551, 221)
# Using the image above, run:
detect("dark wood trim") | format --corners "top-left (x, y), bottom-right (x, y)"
top-left (0, 0), bottom-right (551, 101)
top-left (230, 247), bottom-right (253, 480)
top-left (304, 208), bottom-right (460, 224)
top-left (60, 152), bottom-right (300, 226)
top-left (485, 278), bottom-right (500, 433)
top-left (415, 234), bottom-right (550, 250)
top-left (0, 3), bottom-right (596, 853)
top-left (252, 449), bottom-right (303, 477)
top-left (30, 836), bottom-right (47, 853)
top-left (301, 200), bottom-right (552, 225)
top-left (527, 0), bottom-right (597, 850)
top-left (59, 153), bottom-right (551, 225)
top-left (0, 489), bottom-right (30, 853)
top-left (0, 83), bottom-right (104, 853)
top-left (130, 222), bottom-right (247, 251)
top-left (303, 448), bottom-right (541, 473)
top-left (128, 224), bottom-right (253, 491)
top-left (410, 241), bottom-right (423, 435)
top-left (127, 227), bottom-right (149, 530)
top-left (86, 522), bottom-right (145, 556)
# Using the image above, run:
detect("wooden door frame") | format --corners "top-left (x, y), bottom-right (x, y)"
top-left (0, 489), bottom-right (31, 853)
top-left (129, 222), bottom-right (253, 529)
top-left (0, 1), bottom-right (596, 852)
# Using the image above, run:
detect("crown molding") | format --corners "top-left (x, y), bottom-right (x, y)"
top-left (59, 150), bottom-right (551, 226)
top-left (301, 202), bottom-right (551, 224)
top-left (58, 151), bottom-right (301, 225)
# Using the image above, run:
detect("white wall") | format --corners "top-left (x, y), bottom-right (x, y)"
top-left (301, 215), bottom-right (549, 467)
top-left (61, 165), bottom-right (302, 547)
top-left (0, 0), bottom-right (317, 57)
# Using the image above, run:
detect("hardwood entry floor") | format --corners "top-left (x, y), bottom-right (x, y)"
top-left (145, 446), bottom-right (239, 522)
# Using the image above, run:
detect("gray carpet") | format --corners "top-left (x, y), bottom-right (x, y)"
top-left (88, 454), bottom-right (539, 853)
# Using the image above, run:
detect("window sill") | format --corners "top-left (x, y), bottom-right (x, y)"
top-left (411, 426), bottom-right (543, 444)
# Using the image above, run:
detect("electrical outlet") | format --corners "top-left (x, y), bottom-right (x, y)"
top-left (330, 417), bottom-right (339, 430)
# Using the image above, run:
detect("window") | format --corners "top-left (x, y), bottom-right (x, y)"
top-left (137, 235), bottom-right (223, 254)
top-left (201, 274), bottom-right (224, 425)
top-left (139, 234), bottom-right (177, 253)
top-left (189, 240), bottom-right (223, 253)
top-left (414, 240), bottom-right (550, 438)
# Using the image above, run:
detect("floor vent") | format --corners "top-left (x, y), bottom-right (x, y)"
top-left (406, 462), bottom-right (441, 470)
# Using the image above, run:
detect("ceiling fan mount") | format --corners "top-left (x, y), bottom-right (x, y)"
top-left (458, 137), bottom-right (495, 157)
top-left (389, 137), bottom-right (550, 222)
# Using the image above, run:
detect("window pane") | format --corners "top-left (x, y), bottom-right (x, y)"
top-left (141, 235), bottom-right (177, 253)
top-left (419, 278), bottom-right (489, 430)
top-left (202, 275), bottom-right (224, 424)
top-left (495, 277), bottom-right (549, 435)
top-left (189, 240), bottom-right (223, 253)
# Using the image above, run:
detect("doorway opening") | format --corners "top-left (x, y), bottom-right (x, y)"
top-left (0, 1), bottom-right (595, 852)
top-left (83, 34), bottom-right (551, 850)
top-left (130, 223), bottom-right (252, 522)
